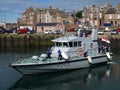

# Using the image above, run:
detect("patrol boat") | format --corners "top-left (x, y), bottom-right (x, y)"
top-left (10, 28), bottom-right (112, 74)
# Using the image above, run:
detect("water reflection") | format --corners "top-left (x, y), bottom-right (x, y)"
top-left (9, 65), bottom-right (111, 90)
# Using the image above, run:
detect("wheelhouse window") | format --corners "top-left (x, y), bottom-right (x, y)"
top-left (56, 42), bottom-right (62, 47)
top-left (69, 41), bottom-right (81, 47)
top-left (63, 42), bottom-right (68, 47)
top-left (90, 43), bottom-right (93, 48)
top-left (69, 42), bottom-right (73, 47)
top-left (78, 41), bottom-right (81, 46)
top-left (74, 42), bottom-right (77, 47)
top-left (118, 14), bottom-right (120, 19)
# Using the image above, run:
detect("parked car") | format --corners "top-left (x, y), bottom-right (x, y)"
top-left (85, 29), bottom-right (92, 34)
top-left (44, 30), bottom-right (52, 34)
top-left (117, 28), bottom-right (120, 33)
top-left (98, 30), bottom-right (104, 35)
top-left (8, 27), bottom-right (17, 33)
top-left (16, 28), bottom-right (29, 34)
top-left (51, 30), bottom-right (61, 34)
top-left (67, 28), bottom-right (75, 32)
top-left (111, 30), bottom-right (118, 34)
top-left (0, 26), bottom-right (9, 34)
top-left (0, 29), bottom-right (6, 34)
top-left (28, 30), bottom-right (36, 34)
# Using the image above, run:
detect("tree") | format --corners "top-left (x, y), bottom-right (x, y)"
top-left (76, 11), bottom-right (83, 18)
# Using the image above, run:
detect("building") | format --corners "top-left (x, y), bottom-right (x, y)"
top-left (82, 5), bottom-right (104, 27)
top-left (35, 23), bottom-right (65, 33)
top-left (18, 6), bottom-right (74, 27)
top-left (82, 2), bottom-right (120, 28)
top-left (18, 7), bottom-right (38, 26)
top-left (104, 3), bottom-right (120, 26)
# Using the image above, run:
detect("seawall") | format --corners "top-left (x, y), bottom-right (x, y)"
top-left (0, 34), bottom-right (120, 53)
top-left (0, 34), bottom-right (61, 48)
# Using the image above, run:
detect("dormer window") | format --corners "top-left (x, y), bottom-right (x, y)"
top-left (30, 12), bottom-right (34, 16)
top-left (118, 8), bottom-right (120, 11)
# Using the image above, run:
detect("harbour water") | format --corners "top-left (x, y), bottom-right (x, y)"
top-left (0, 47), bottom-right (120, 90)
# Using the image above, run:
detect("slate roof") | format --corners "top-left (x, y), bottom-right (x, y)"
top-left (59, 11), bottom-right (69, 18)
top-left (105, 8), bottom-right (116, 14)
top-left (36, 23), bottom-right (59, 26)
top-left (115, 3), bottom-right (120, 8)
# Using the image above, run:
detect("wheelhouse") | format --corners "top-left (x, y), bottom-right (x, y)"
top-left (52, 36), bottom-right (83, 47)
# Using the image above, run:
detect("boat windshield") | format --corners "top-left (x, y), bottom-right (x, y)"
top-left (63, 42), bottom-right (68, 47)
top-left (55, 42), bottom-right (62, 47)
top-left (55, 42), bottom-right (68, 47)
top-left (55, 41), bottom-right (81, 47)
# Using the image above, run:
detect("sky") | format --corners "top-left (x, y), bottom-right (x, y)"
top-left (0, 0), bottom-right (119, 23)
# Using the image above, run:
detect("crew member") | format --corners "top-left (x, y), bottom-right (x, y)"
top-left (46, 47), bottom-right (51, 59)
top-left (58, 50), bottom-right (62, 60)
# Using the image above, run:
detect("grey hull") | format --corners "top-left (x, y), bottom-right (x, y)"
top-left (11, 56), bottom-right (109, 74)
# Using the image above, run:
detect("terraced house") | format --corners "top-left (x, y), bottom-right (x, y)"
top-left (82, 3), bottom-right (112, 27)
top-left (104, 3), bottom-right (120, 27)
top-left (82, 2), bottom-right (120, 29)
top-left (17, 6), bottom-right (74, 33)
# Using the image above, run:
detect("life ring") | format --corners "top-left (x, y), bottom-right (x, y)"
top-left (79, 48), bottom-right (83, 56)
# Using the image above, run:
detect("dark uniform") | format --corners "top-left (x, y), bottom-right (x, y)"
top-left (58, 50), bottom-right (62, 60)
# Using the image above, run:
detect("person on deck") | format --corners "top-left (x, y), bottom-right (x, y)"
top-left (84, 51), bottom-right (88, 57)
top-left (46, 47), bottom-right (51, 59)
top-left (102, 46), bottom-right (106, 54)
top-left (58, 50), bottom-right (62, 60)
top-left (80, 30), bottom-right (83, 37)
top-left (98, 44), bottom-right (102, 53)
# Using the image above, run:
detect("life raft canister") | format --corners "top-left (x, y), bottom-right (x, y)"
top-left (79, 48), bottom-right (83, 56)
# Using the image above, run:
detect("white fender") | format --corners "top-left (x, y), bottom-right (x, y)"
top-left (106, 52), bottom-right (111, 60)
top-left (32, 55), bottom-right (39, 60)
top-left (87, 56), bottom-right (92, 64)
top-left (61, 51), bottom-right (68, 60)
top-left (40, 54), bottom-right (47, 58)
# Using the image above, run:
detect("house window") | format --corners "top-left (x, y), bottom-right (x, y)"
top-left (115, 21), bottom-right (117, 25)
top-left (109, 15), bottom-right (112, 19)
top-left (99, 13), bottom-right (102, 18)
top-left (90, 14), bottom-right (93, 18)
top-left (118, 8), bottom-right (120, 11)
top-left (111, 21), bottom-right (113, 25)
top-left (118, 14), bottom-right (120, 19)
top-left (30, 12), bottom-right (34, 16)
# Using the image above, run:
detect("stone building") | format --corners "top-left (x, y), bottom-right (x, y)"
top-left (82, 5), bottom-right (104, 27)
top-left (18, 6), bottom-right (74, 27)
top-left (104, 3), bottom-right (120, 26)
top-left (18, 7), bottom-right (38, 26)
top-left (35, 23), bottom-right (65, 33)
top-left (82, 2), bottom-right (120, 28)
